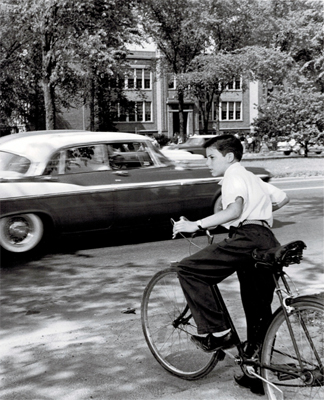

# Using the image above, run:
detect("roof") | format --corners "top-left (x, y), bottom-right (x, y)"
top-left (190, 135), bottom-right (217, 139)
top-left (0, 130), bottom-right (150, 162)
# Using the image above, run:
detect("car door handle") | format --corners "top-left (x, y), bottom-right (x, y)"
top-left (113, 170), bottom-right (129, 177)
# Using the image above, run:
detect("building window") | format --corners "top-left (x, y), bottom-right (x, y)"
top-left (114, 102), bottom-right (152, 122)
top-left (221, 101), bottom-right (242, 120)
top-left (168, 74), bottom-right (176, 89)
top-left (137, 102), bottom-right (143, 121)
top-left (125, 68), bottom-right (151, 90)
top-left (136, 69), bottom-right (142, 89)
top-left (128, 77), bottom-right (135, 89)
top-left (236, 102), bottom-right (241, 119)
top-left (144, 70), bottom-right (151, 89)
top-left (145, 102), bottom-right (151, 121)
top-left (225, 77), bottom-right (241, 90)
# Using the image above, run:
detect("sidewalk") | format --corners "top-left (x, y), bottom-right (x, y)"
top-left (185, 151), bottom-right (323, 165)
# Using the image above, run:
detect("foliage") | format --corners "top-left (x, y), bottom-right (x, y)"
top-left (202, 0), bottom-right (263, 51)
top-left (0, 1), bottom-right (45, 131)
top-left (70, 0), bottom-right (140, 131)
top-left (0, 0), bottom-right (139, 131)
top-left (177, 52), bottom-right (249, 133)
top-left (256, 0), bottom-right (324, 92)
top-left (138, 0), bottom-right (209, 140)
top-left (252, 86), bottom-right (324, 137)
top-left (175, 0), bottom-right (322, 136)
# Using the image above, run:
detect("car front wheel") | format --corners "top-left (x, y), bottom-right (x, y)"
top-left (0, 213), bottom-right (44, 253)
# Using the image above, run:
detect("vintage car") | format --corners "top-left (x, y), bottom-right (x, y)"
top-left (277, 138), bottom-right (323, 156)
top-left (164, 135), bottom-right (217, 157)
top-left (0, 130), bottom-right (271, 254)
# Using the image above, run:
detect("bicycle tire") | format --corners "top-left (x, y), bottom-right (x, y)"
top-left (261, 296), bottom-right (324, 400)
top-left (141, 268), bottom-right (221, 380)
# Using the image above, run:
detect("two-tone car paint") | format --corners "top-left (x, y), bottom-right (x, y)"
top-left (0, 131), bottom-right (270, 253)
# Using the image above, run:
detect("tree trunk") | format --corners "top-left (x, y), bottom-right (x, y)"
top-left (178, 90), bottom-right (186, 142)
top-left (89, 76), bottom-right (95, 131)
top-left (42, 35), bottom-right (55, 130)
top-left (213, 94), bottom-right (220, 134)
top-left (43, 77), bottom-right (55, 130)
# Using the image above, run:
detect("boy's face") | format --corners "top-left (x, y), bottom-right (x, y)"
top-left (206, 147), bottom-right (231, 176)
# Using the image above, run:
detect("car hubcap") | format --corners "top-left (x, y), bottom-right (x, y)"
top-left (6, 218), bottom-right (30, 244)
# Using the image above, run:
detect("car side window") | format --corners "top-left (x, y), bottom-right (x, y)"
top-left (45, 145), bottom-right (109, 175)
top-left (64, 145), bottom-right (109, 174)
top-left (106, 141), bottom-right (154, 170)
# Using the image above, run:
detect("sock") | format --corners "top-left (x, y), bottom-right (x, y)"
top-left (212, 328), bottom-right (231, 338)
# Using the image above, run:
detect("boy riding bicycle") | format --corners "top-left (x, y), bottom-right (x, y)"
top-left (172, 135), bottom-right (289, 394)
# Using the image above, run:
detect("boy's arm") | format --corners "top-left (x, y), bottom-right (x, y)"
top-left (261, 180), bottom-right (290, 212)
top-left (172, 197), bottom-right (243, 235)
top-left (272, 194), bottom-right (290, 211)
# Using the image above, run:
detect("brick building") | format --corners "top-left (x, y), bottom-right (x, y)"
top-left (62, 48), bottom-right (264, 139)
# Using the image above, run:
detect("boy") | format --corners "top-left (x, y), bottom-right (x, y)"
top-left (172, 135), bottom-right (289, 394)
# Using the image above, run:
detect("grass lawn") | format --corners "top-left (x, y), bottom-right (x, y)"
top-left (242, 156), bottom-right (324, 178)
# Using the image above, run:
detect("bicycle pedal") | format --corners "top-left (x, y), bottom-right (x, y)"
top-left (217, 350), bottom-right (226, 361)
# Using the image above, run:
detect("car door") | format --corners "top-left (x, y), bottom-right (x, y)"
top-left (103, 140), bottom-right (219, 228)
top-left (44, 144), bottom-right (116, 232)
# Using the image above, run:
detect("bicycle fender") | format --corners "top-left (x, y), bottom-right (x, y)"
top-left (288, 292), bottom-right (324, 306)
top-left (271, 292), bottom-right (324, 319)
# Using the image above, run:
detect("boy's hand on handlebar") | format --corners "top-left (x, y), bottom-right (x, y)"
top-left (172, 217), bottom-right (198, 239)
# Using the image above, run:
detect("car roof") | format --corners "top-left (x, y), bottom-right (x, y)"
top-left (0, 130), bottom-right (151, 162)
top-left (188, 135), bottom-right (216, 139)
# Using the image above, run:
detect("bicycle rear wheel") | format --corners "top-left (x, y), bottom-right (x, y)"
top-left (261, 297), bottom-right (324, 400)
top-left (141, 268), bottom-right (221, 380)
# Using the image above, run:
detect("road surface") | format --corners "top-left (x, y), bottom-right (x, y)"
top-left (1, 177), bottom-right (323, 400)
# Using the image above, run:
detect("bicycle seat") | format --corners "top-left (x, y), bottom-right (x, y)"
top-left (252, 240), bottom-right (307, 268)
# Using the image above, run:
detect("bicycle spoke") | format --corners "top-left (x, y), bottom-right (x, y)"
top-left (262, 301), bottom-right (324, 400)
top-left (142, 268), bottom-right (220, 379)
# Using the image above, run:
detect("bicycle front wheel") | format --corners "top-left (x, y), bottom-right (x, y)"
top-left (261, 298), bottom-right (324, 400)
top-left (141, 268), bottom-right (221, 380)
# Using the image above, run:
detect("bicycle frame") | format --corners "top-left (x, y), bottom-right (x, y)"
top-left (210, 268), bottom-right (323, 382)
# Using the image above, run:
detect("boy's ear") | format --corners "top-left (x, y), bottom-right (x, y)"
top-left (225, 152), bottom-right (235, 163)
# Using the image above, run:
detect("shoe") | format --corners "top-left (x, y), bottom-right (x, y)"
top-left (190, 331), bottom-right (234, 353)
top-left (234, 374), bottom-right (265, 395)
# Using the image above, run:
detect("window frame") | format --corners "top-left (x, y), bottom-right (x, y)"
top-left (220, 101), bottom-right (242, 121)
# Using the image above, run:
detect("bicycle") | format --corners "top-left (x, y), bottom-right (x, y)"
top-left (141, 226), bottom-right (324, 400)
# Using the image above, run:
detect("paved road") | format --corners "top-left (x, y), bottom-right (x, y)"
top-left (1, 177), bottom-right (323, 400)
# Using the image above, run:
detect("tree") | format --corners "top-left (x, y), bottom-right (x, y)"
top-left (178, 45), bottom-right (295, 134)
top-left (252, 86), bottom-right (324, 138)
top-left (138, 0), bottom-right (209, 142)
top-left (203, 0), bottom-right (264, 52)
top-left (1, 0), bottom-right (139, 131)
top-left (177, 52), bottom-right (248, 134)
top-left (0, 1), bottom-right (45, 131)
top-left (72, 0), bottom-right (140, 131)
top-left (255, 0), bottom-right (324, 92)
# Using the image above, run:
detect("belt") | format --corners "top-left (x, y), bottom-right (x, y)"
top-left (240, 220), bottom-right (270, 228)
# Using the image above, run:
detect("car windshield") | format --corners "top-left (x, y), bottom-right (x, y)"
top-left (0, 151), bottom-right (31, 175)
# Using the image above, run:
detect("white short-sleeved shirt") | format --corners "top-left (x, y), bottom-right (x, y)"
top-left (220, 162), bottom-right (287, 229)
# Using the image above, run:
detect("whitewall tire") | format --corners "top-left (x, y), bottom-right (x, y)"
top-left (0, 214), bottom-right (44, 253)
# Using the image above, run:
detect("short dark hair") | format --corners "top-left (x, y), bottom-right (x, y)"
top-left (203, 134), bottom-right (243, 161)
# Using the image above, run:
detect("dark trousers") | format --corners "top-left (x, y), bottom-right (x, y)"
top-left (176, 225), bottom-right (280, 346)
